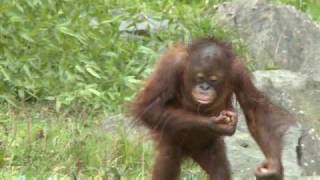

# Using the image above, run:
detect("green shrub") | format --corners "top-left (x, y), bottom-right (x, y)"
top-left (0, 0), bottom-right (232, 112)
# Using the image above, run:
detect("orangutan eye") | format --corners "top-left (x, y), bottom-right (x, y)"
top-left (196, 73), bottom-right (204, 78)
top-left (210, 75), bottom-right (218, 82)
top-left (196, 73), bottom-right (204, 81)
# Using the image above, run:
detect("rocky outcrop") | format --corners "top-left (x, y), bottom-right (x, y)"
top-left (216, 0), bottom-right (320, 81)
top-left (226, 121), bottom-right (303, 178)
top-left (226, 70), bottom-right (320, 177)
top-left (253, 70), bottom-right (320, 176)
top-left (215, 0), bottom-right (320, 177)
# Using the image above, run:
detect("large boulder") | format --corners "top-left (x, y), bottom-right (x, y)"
top-left (226, 121), bottom-right (303, 178)
top-left (225, 70), bottom-right (320, 178)
top-left (226, 70), bottom-right (320, 177)
top-left (215, 1), bottom-right (320, 176)
top-left (252, 70), bottom-right (320, 175)
top-left (216, 0), bottom-right (320, 81)
top-left (253, 70), bottom-right (320, 127)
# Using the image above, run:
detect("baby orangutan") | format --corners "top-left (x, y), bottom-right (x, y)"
top-left (132, 37), bottom-right (293, 180)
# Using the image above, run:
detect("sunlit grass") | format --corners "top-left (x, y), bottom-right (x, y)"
top-left (0, 104), bottom-right (152, 178)
top-left (0, 104), bottom-right (209, 178)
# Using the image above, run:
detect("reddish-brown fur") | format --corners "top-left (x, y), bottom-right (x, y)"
top-left (131, 37), bottom-right (293, 180)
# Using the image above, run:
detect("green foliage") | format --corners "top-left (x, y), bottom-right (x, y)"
top-left (0, 0), bottom-right (234, 112)
top-left (0, 105), bottom-right (153, 178)
top-left (1, 0), bottom-right (317, 112)
top-left (0, 0), bottom-right (318, 112)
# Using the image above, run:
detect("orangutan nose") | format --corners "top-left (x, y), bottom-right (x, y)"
top-left (199, 83), bottom-right (210, 91)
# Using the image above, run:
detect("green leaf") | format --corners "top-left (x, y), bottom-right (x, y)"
top-left (88, 88), bottom-right (101, 96)
top-left (58, 27), bottom-right (87, 45)
top-left (0, 66), bottom-right (10, 81)
top-left (55, 100), bottom-right (61, 112)
top-left (85, 67), bottom-right (101, 79)
top-left (44, 96), bottom-right (55, 101)
top-left (20, 33), bottom-right (34, 43)
top-left (18, 89), bottom-right (25, 100)
top-left (0, 95), bottom-right (16, 106)
top-left (23, 65), bottom-right (32, 79)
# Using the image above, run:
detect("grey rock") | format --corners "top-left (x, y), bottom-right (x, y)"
top-left (226, 107), bottom-right (303, 178)
top-left (216, 0), bottom-right (320, 79)
top-left (119, 15), bottom-right (169, 37)
top-left (216, 1), bottom-right (320, 174)
top-left (282, 125), bottom-right (304, 176)
top-left (298, 126), bottom-right (320, 176)
top-left (251, 70), bottom-right (320, 175)
top-left (253, 70), bottom-right (320, 129)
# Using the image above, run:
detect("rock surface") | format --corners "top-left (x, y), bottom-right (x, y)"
top-left (215, 0), bottom-right (320, 176)
top-left (225, 70), bottom-right (320, 177)
top-left (252, 70), bottom-right (320, 176)
top-left (226, 121), bottom-right (303, 178)
top-left (118, 14), bottom-right (169, 38)
top-left (216, 0), bottom-right (320, 81)
top-left (253, 70), bottom-right (320, 127)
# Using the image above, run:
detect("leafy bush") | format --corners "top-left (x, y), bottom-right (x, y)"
top-left (0, 0), bottom-right (232, 112)
top-left (1, 0), bottom-right (317, 112)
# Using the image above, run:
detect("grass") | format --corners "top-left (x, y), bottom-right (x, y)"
top-left (0, 0), bottom-right (319, 178)
top-left (0, 104), bottom-right (151, 178)
top-left (0, 104), bottom-right (207, 179)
